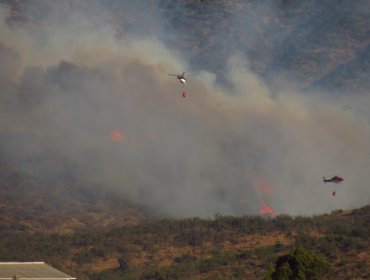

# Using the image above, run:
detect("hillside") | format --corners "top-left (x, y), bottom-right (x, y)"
top-left (1, 0), bottom-right (369, 91)
top-left (160, 0), bottom-right (370, 90)
top-left (0, 205), bottom-right (368, 279)
top-left (0, 1), bottom-right (369, 279)
top-left (0, 0), bottom-right (368, 218)
top-left (0, 157), bottom-right (148, 233)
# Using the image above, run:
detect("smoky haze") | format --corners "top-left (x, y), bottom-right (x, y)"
top-left (0, 2), bottom-right (369, 218)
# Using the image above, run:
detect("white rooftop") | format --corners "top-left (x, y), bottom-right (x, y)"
top-left (0, 262), bottom-right (76, 280)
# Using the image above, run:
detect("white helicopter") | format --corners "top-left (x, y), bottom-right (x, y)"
top-left (168, 72), bottom-right (187, 85)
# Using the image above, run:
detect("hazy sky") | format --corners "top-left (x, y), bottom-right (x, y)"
top-left (0, 2), bottom-right (369, 217)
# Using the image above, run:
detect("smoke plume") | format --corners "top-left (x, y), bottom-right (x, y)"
top-left (0, 2), bottom-right (369, 217)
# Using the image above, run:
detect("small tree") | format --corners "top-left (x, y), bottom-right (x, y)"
top-left (271, 247), bottom-right (333, 280)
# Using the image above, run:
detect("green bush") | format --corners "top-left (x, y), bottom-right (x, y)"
top-left (271, 247), bottom-right (333, 280)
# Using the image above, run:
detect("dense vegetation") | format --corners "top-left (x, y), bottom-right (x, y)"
top-left (0, 206), bottom-right (368, 279)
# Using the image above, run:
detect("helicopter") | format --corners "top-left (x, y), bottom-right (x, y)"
top-left (323, 175), bottom-right (344, 196)
top-left (168, 72), bottom-right (187, 85)
top-left (323, 175), bottom-right (343, 184)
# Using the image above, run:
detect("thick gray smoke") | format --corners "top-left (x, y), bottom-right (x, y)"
top-left (0, 3), bottom-right (369, 217)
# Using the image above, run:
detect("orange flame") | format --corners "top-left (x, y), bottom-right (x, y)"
top-left (109, 129), bottom-right (123, 142)
top-left (259, 199), bottom-right (278, 216)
